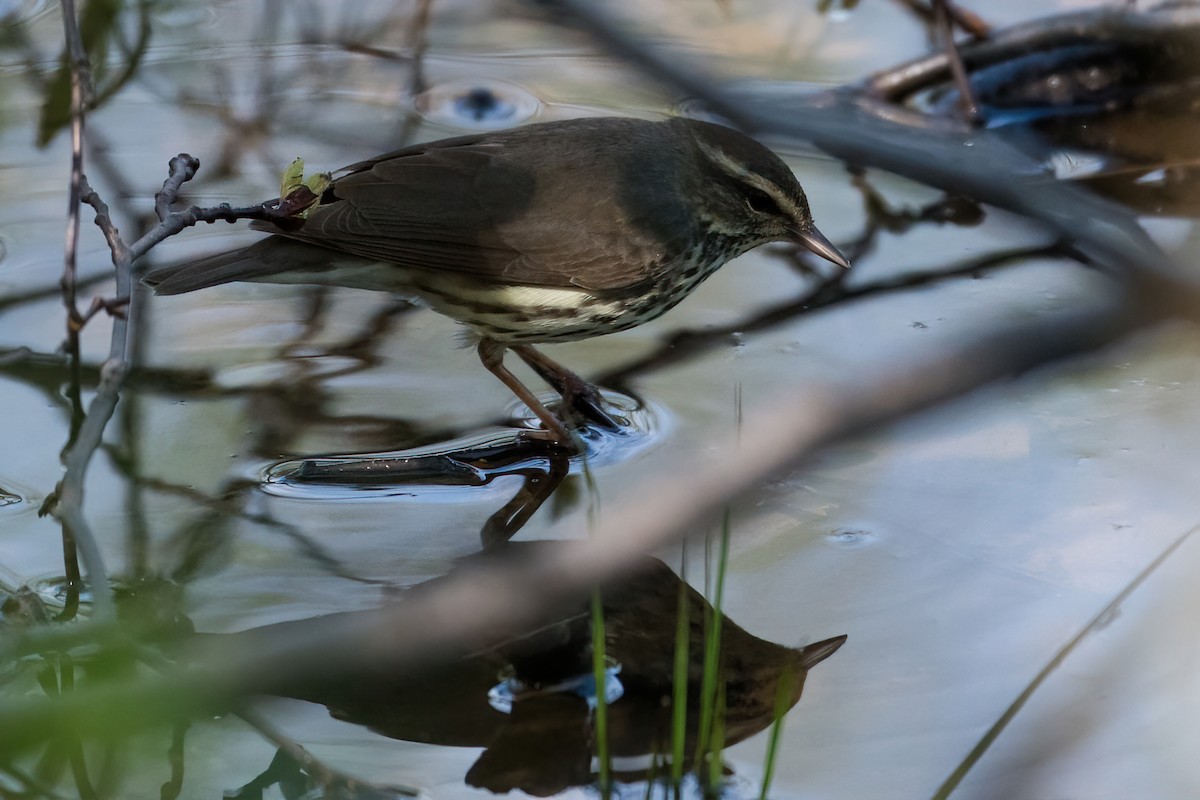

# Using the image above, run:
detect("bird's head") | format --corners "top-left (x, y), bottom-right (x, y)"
top-left (679, 118), bottom-right (852, 269)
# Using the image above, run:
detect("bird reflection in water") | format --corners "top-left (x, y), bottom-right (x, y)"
top-left (225, 543), bottom-right (845, 795)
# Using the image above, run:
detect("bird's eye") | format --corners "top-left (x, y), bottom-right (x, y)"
top-left (745, 187), bottom-right (782, 215)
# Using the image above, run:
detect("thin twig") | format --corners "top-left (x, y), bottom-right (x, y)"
top-left (890, 0), bottom-right (991, 39)
top-left (53, 0), bottom-right (110, 620)
top-left (932, 0), bottom-right (983, 125)
top-left (132, 154), bottom-right (319, 264)
top-left (406, 0), bottom-right (434, 97)
top-left (59, 0), bottom-right (91, 331)
top-left (0, 270), bottom-right (111, 313)
top-left (122, 473), bottom-right (387, 585)
top-left (88, 0), bottom-right (152, 110)
top-left (46, 149), bottom-right (350, 622)
top-left (152, 154), bottom-right (196, 222)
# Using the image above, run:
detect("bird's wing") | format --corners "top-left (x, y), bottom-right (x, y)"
top-left (255, 129), bottom-right (684, 292)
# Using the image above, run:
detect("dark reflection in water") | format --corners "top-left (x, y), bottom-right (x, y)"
top-left (219, 543), bottom-right (844, 796)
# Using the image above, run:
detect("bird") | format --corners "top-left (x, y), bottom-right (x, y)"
top-left (145, 116), bottom-right (850, 443)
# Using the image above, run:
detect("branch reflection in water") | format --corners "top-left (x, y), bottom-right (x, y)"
top-left (263, 388), bottom-right (661, 546)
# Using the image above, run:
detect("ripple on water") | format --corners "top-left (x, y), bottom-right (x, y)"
top-left (260, 388), bottom-right (667, 501)
top-left (824, 526), bottom-right (879, 549)
top-left (414, 79), bottom-right (540, 129)
top-left (508, 388), bottom-right (667, 464)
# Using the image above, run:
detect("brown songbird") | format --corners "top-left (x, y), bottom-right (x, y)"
top-left (145, 116), bottom-right (850, 442)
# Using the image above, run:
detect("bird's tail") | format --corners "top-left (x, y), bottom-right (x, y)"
top-left (143, 236), bottom-right (335, 295)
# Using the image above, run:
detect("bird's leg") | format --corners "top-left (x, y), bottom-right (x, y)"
top-left (479, 453), bottom-right (570, 549)
top-left (511, 344), bottom-right (621, 432)
top-left (477, 339), bottom-right (571, 442)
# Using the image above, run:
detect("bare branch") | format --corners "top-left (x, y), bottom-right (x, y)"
top-left (58, 0), bottom-right (91, 331)
top-left (52, 0), bottom-right (112, 621)
top-left (48, 142), bottom-right (356, 622)
top-left (889, 0), bottom-right (991, 39)
top-left (152, 154), bottom-right (198, 221)
top-left (932, 0), bottom-right (983, 124)
top-left (132, 153), bottom-right (320, 264)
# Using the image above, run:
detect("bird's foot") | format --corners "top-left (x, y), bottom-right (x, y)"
top-left (510, 344), bottom-right (621, 433)
top-left (554, 373), bottom-right (622, 433)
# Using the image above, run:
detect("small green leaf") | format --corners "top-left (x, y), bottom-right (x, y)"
top-left (279, 157), bottom-right (306, 196)
top-left (302, 171), bottom-right (331, 198)
top-left (277, 158), bottom-right (330, 218)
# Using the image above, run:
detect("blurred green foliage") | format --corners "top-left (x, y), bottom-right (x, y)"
top-left (37, 0), bottom-right (153, 147)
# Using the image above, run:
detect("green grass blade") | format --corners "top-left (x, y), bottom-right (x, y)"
top-left (672, 541), bottom-right (690, 791)
top-left (694, 510), bottom-right (732, 779)
top-left (707, 679), bottom-right (727, 791)
top-left (759, 664), bottom-right (796, 800)
top-left (591, 588), bottom-right (611, 798)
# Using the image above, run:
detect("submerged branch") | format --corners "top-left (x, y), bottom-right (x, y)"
top-left (864, 4), bottom-right (1200, 101)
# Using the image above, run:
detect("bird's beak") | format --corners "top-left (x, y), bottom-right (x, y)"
top-left (794, 226), bottom-right (851, 270)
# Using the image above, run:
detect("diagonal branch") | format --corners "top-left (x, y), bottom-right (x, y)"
top-left (528, 0), bottom-right (1196, 312)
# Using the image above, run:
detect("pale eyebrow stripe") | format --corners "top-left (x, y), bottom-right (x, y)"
top-left (694, 139), bottom-right (803, 218)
